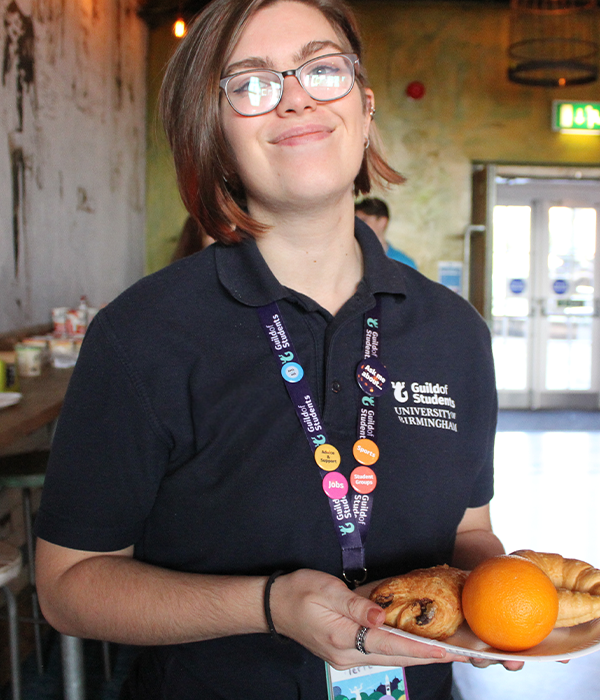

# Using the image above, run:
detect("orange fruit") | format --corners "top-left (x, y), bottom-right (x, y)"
top-left (462, 554), bottom-right (559, 652)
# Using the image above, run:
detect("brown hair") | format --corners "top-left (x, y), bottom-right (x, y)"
top-left (355, 197), bottom-right (390, 220)
top-left (159, 0), bottom-right (404, 245)
top-left (171, 216), bottom-right (214, 262)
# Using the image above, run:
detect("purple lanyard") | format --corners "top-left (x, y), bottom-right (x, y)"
top-left (257, 299), bottom-right (389, 586)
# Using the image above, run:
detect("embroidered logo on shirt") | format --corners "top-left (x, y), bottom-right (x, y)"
top-left (391, 380), bottom-right (458, 432)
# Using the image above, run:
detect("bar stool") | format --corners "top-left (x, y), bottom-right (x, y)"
top-left (0, 450), bottom-right (49, 673)
top-left (0, 450), bottom-right (112, 700)
top-left (0, 540), bottom-right (23, 700)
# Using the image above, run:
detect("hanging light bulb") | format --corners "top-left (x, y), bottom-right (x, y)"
top-left (507, 0), bottom-right (598, 87)
top-left (173, 17), bottom-right (187, 38)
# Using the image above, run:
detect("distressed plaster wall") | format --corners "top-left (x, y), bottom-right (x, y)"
top-left (0, 0), bottom-right (147, 332)
top-left (144, 1), bottom-right (600, 279)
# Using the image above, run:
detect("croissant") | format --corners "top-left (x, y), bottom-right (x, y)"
top-left (512, 550), bottom-right (600, 627)
top-left (369, 564), bottom-right (468, 640)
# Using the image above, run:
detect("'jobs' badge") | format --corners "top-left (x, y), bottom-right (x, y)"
top-left (322, 472), bottom-right (348, 499)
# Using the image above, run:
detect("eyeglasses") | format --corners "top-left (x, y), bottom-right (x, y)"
top-left (219, 53), bottom-right (359, 117)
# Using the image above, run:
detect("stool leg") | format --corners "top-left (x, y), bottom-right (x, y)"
top-left (60, 634), bottom-right (86, 700)
top-left (22, 487), bottom-right (45, 674)
top-left (2, 584), bottom-right (22, 700)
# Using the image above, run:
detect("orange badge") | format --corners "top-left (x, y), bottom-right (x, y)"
top-left (350, 466), bottom-right (377, 494)
top-left (352, 438), bottom-right (379, 466)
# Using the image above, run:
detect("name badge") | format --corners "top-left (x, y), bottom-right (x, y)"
top-left (325, 662), bottom-right (409, 699)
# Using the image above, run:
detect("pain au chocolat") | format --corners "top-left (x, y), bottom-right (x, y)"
top-left (369, 564), bottom-right (467, 641)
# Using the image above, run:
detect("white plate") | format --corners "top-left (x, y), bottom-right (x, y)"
top-left (0, 393), bottom-right (22, 410)
top-left (381, 619), bottom-right (600, 662)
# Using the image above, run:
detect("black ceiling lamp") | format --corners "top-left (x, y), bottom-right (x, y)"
top-left (508, 0), bottom-right (599, 86)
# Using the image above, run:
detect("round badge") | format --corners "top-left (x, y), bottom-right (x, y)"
top-left (356, 358), bottom-right (389, 396)
top-left (322, 472), bottom-right (348, 499)
top-left (509, 278), bottom-right (526, 295)
top-left (553, 278), bottom-right (569, 295)
top-left (314, 444), bottom-right (341, 472)
top-left (351, 466), bottom-right (377, 494)
top-left (352, 438), bottom-right (379, 466)
top-left (281, 362), bottom-right (304, 383)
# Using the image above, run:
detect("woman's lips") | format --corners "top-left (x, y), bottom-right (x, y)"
top-left (270, 124), bottom-right (333, 146)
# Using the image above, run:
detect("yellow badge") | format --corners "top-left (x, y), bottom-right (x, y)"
top-left (314, 444), bottom-right (341, 472)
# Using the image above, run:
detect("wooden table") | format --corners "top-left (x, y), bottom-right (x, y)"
top-left (0, 366), bottom-right (73, 450)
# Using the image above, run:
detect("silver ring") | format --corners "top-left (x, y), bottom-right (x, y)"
top-left (355, 626), bottom-right (370, 655)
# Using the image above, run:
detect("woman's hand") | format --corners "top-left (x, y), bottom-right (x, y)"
top-left (268, 569), bottom-right (469, 670)
top-left (468, 657), bottom-right (525, 671)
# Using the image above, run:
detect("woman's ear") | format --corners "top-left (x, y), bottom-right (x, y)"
top-left (364, 88), bottom-right (375, 135)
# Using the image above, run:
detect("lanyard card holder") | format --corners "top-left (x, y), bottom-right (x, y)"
top-left (325, 662), bottom-right (409, 700)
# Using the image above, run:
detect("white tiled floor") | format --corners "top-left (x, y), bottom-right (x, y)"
top-left (453, 429), bottom-right (600, 700)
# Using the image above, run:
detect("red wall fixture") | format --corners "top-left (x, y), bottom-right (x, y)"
top-left (406, 81), bottom-right (426, 99)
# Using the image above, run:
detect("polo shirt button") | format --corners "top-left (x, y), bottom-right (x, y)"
top-left (331, 380), bottom-right (342, 393)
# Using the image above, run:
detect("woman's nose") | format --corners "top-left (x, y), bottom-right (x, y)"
top-left (275, 75), bottom-right (317, 116)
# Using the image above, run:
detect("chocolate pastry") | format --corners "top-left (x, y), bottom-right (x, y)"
top-left (369, 564), bottom-right (467, 640)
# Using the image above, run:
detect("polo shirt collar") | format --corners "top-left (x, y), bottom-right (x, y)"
top-left (215, 217), bottom-right (408, 308)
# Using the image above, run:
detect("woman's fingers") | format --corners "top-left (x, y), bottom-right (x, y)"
top-left (348, 625), bottom-right (469, 663)
top-left (268, 569), bottom-right (470, 669)
top-left (468, 657), bottom-right (525, 671)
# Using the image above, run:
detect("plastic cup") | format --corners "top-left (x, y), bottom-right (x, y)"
top-left (15, 344), bottom-right (43, 377)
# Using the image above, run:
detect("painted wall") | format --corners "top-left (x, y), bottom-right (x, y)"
top-left (144, 1), bottom-right (600, 279)
top-left (145, 23), bottom-right (187, 273)
top-left (0, 0), bottom-right (147, 332)
top-left (355, 1), bottom-right (600, 280)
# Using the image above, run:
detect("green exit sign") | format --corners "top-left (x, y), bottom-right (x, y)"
top-left (553, 101), bottom-right (600, 134)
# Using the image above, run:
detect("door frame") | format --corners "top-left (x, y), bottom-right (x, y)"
top-left (470, 163), bottom-right (600, 410)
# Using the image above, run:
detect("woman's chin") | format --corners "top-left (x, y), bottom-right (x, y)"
top-left (263, 181), bottom-right (355, 213)
top-left (259, 168), bottom-right (360, 210)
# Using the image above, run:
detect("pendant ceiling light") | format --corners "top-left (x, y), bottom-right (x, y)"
top-left (508, 0), bottom-right (599, 86)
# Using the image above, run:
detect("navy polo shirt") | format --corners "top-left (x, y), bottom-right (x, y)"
top-left (37, 220), bottom-right (497, 700)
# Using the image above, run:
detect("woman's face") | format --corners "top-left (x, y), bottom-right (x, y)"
top-left (220, 1), bottom-right (373, 219)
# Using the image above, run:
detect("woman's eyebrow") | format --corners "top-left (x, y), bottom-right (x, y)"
top-left (294, 40), bottom-right (345, 63)
top-left (223, 56), bottom-right (272, 75)
top-left (224, 39), bottom-right (346, 76)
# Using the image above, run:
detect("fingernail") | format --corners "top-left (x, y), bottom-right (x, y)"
top-left (430, 649), bottom-right (445, 658)
top-left (367, 608), bottom-right (383, 626)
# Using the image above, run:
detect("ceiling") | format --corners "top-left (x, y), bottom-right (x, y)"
top-left (138, 0), bottom-right (510, 28)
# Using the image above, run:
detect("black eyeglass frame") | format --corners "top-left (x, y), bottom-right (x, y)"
top-left (219, 52), bottom-right (360, 116)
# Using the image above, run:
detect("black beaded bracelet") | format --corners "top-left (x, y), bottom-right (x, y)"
top-left (264, 570), bottom-right (287, 642)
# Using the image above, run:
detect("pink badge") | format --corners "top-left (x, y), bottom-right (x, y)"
top-left (322, 472), bottom-right (348, 499)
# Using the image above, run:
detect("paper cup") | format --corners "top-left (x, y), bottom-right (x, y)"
top-left (15, 344), bottom-right (43, 377)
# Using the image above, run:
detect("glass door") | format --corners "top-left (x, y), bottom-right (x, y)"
top-left (492, 177), bottom-right (600, 409)
top-left (491, 204), bottom-right (531, 401)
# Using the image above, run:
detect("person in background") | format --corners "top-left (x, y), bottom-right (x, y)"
top-left (355, 197), bottom-right (418, 269)
top-left (171, 215), bottom-right (215, 261)
top-left (34, 1), bottom-right (520, 698)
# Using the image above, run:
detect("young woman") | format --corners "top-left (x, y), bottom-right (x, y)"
top-left (35, 1), bottom-right (519, 698)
